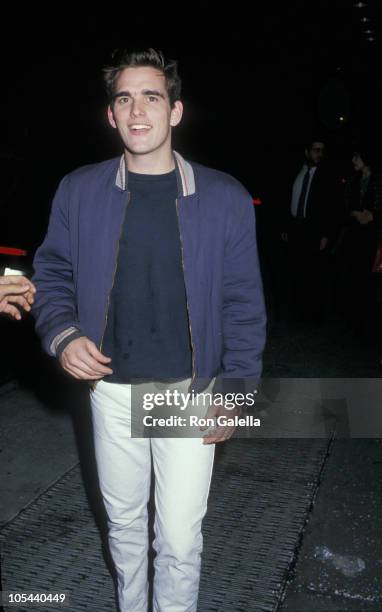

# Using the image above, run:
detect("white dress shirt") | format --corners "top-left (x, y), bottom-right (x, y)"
top-left (291, 164), bottom-right (317, 218)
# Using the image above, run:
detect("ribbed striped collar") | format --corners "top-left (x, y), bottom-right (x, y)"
top-left (115, 150), bottom-right (196, 196)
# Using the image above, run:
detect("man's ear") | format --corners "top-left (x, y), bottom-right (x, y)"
top-left (170, 100), bottom-right (183, 127)
top-left (107, 105), bottom-right (117, 129)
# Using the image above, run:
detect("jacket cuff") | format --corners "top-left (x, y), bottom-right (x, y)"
top-left (50, 327), bottom-right (84, 358)
top-left (214, 376), bottom-right (260, 396)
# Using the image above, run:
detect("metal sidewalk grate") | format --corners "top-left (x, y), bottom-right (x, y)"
top-left (199, 440), bottom-right (329, 611)
top-left (1, 439), bottom-right (329, 611)
top-left (1, 470), bottom-right (116, 611)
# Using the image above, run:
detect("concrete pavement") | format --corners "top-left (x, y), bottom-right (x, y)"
top-left (1, 307), bottom-right (382, 610)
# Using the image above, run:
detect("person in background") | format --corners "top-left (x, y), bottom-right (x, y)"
top-left (281, 138), bottom-right (339, 324)
top-left (336, 144), bottom-right (382, 334)
top-left (0, 275), bottom-right (35, 319)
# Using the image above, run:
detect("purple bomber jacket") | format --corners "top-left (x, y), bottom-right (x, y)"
top-left (32, 151), bottom-right (267, 390)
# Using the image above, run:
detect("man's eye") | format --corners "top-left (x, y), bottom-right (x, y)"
top-left (147, 96), bottom-right (158, 102)
top-left (118, 97), bottom-right (130, 104)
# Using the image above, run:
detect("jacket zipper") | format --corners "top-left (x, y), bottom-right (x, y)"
top-left (175, 197), bottom-right (196, 385)
top-left (99, 192), bottom-right (131, 353)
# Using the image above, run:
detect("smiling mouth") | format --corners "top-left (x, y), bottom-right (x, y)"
top-left (129, 124), bottom-right (152, 133)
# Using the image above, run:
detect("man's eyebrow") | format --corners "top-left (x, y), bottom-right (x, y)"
top-left (142, 89), bottom-right (166, 99)
top-left (112, 90), bottom-right (131, 100)
top-left (112, 89), bottom-right (166, 100)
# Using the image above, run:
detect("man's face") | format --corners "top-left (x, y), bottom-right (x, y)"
top-left (107, 66), bottom-right (183, 159)
top-left (352, 153), bottom-right (365, 172)
top-left (305, 142), bottom-right (325, 166)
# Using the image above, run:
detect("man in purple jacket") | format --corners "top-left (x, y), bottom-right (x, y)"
top-left (32, 48), bottom-right (266, 612)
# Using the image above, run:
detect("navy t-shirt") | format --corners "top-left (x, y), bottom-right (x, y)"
top-left (102, 169), bottom-right (192, 382)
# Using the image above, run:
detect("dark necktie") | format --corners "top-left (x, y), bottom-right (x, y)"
top-left (296, 168), bottom-right (310, 221)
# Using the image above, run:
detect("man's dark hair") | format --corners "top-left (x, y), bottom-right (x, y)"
top-left (352, 140), bottom-right (379, 171)
top-left (304, 138), bottom-right (326, 151)
top-left (103, 48), bottom-right (181, 108)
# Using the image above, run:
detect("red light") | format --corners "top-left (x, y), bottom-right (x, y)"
top-left (0, 246), bottom-right (28, 256)
top-left (253, 198), bottom-right (263, 205)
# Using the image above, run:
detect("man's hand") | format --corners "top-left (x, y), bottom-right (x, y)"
top-left (319, 236), bottom-right (329, 251)
top-left (0, 275), bottom-right (36, 320)
top-left (351, 209), bottom-right (373, 225)
top-left (200, 400), bottom-right (242, 445)
top-left (60, 336), bottom-right (113, 380)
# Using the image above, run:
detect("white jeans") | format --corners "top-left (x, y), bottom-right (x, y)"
top-left (90, 379), bottom-right (215, 612)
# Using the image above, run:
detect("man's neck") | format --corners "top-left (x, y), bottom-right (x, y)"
top-left (124, 150), bottom-right (175, 175)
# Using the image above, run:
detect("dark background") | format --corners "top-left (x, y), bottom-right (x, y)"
top-left (1, 1), bottom-right (381, 260)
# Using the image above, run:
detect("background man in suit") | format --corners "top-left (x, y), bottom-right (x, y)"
top-left (281, 139), bottom-right (338, 324)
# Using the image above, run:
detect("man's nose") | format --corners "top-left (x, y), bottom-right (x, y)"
top-left (130, 98), bottom-right (145, 116)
